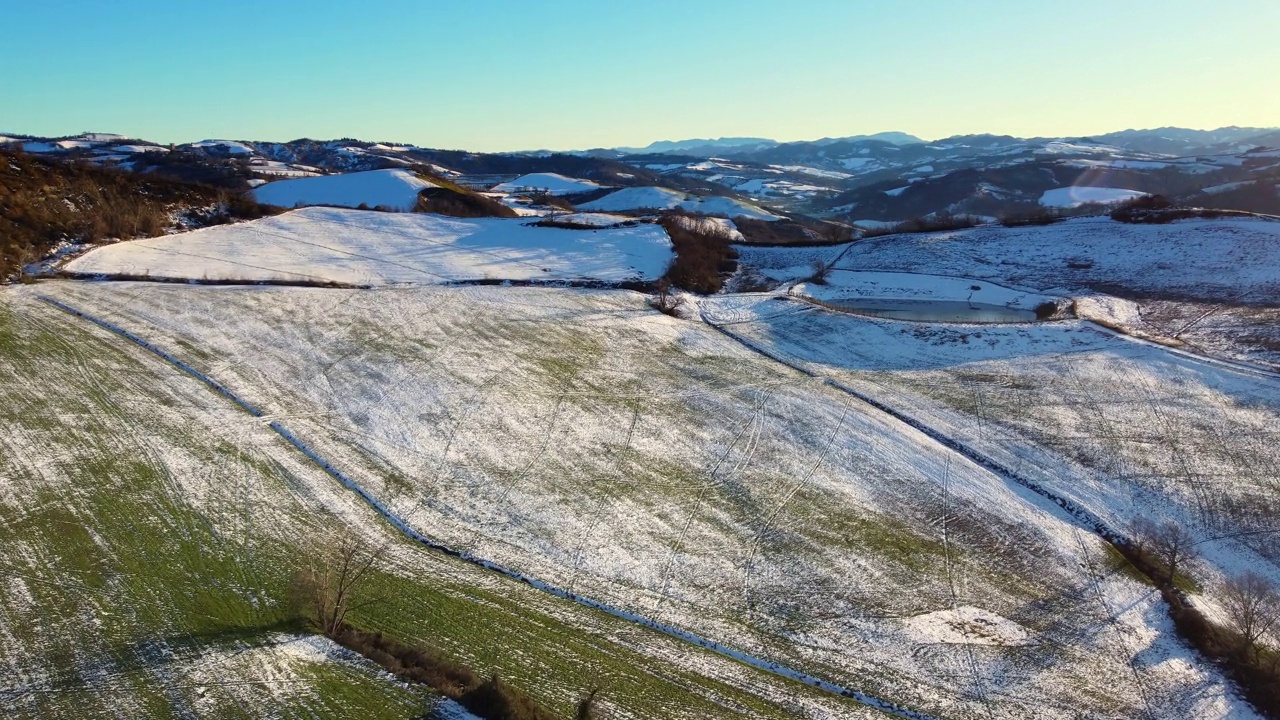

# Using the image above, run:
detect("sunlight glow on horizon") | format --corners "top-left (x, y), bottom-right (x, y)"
top-left (2, 0), bottom-right (1277, 152)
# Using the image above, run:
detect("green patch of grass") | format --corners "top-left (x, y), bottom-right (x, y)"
top-left (803, 500), bottom-right (947, 574)
top-left (351, 569), bottom-right (803, 720)
top-left (1103, 543), bottom-right (1154, 586)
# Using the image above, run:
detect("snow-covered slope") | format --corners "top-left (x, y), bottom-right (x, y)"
top-left (64, 206), bottom-right (672, 285)
top-left (32, 278), bottom-right (1270, 720)
top-left (833, 215), bottom-right (1280, 302)
top-left (1039, 186), bottom-right (1147, 208)
top-left (580, 186), bottom-right (783, 220)
top-left (189, 139), bottom-right (255, 155)
top-left (492, 172), bottom-right (604, 195)
top-left (252, 169), bottom-right (434, 210)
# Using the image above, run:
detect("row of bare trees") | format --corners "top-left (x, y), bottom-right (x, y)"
top-left (1130, 517), bottom-right (1280, 663)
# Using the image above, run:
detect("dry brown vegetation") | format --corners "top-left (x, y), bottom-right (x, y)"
top-left (1000, 207), bottom-right (1065, 227)
top-left (1108, 194), bottom-right (1266, 224)
top-left (732, 217), bottom-right (817, 245)
top-left (289, 538), bottom-right (567, 720)
top-left (657, 212), bottom-right (739, 294)
top-left (0, 149), bottom-right (276, 280)
top-left (861, 212), bottom-right (984, 238)
top-left (415, 186), bottom-right (518, 218)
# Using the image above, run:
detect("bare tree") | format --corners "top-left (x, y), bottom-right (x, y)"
top-left (1222, 572), bottom-right (1280, 658)
top-left (650, 278), bottom-right (685, 316)
top-left (1130, 517), bottom-right (1197, 584)
top-left (1151, 522), bottom-right (1196, 584)
top-left (291, 537), bottom-right (387, 637)
top-left (807, 258), bottom-right (829, 285)
top-left (576, 687), bottom-right (601, 720)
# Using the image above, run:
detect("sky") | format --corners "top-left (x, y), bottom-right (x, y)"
top-left (3, 0), bottom-right (1277, 152)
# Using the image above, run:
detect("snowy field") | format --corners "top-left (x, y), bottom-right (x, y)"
top-left (827, 216), bottom-right (1280, 302)
top-left (732, 215), bottom-right (1280, 364)
top-left (580, 186), bottom-right (784, 220)
top-left (492, 172), bottom-right (604, 195)
top-left (252, 168), bottom-right (434, 210)
top-left (19, 279), bottom-right (1270, 720)
top-left (62, 207), bottom-right (673, 286)
top-left (701, 292), bottom-right (1280, 619)
top-left (9, 208), bottom-right (1280, 718)
top-left (795, 271), bottom-right (1056, 310)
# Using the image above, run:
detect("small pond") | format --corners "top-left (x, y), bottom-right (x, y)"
top-left (826, 298), bottom-right (1039, 324)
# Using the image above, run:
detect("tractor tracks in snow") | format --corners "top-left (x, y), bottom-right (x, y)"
top-left (937, 458), bottom-right (998, 720)
top-left (653, 385), bottom-right (775, 616)
top-left (739, 392), bottom-right (850, 617)
top-left (566, 406), bottom-right (639, 593)
top-left (37, 295), bottom-right (942, 720)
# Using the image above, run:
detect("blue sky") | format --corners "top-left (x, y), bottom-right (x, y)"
top-left (3, 0), bottom-right (1276, 151)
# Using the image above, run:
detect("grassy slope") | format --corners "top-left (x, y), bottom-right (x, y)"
top-left (0, 297), bottom-right (430, 718)
top-left (0, 290), bottom-right (878, 719)
top-left (19, 280), bottom-right (1230, 719)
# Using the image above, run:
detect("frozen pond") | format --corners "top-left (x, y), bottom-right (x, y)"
top-left (827, 298), bottom-right (1039, 324)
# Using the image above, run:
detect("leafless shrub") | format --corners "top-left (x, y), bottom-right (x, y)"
top-left (650, 277), bottom-right (686, 316)
top-left (807, 258), bottom-right (829, 285)
top-left (1222, 573), bottom-right (1280, 659)
top-left (289, 537), bottom-right (387, 637)
top-left (1130, 517), bottom-right (1197, 584)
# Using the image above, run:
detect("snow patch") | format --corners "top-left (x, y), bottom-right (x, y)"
top-left (492, 173), bottom-right (604, 196)
top-left (64, 206), bottom-right (673, 285)
top-left (580, 186), bottom-right (782, 220)
top-left (903, 606), bottom-right (1029, 646)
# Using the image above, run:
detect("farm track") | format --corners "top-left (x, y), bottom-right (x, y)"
top-left (1071, 531), bottom-right (1158, 720)
top-left (740, 394), bottom-right (851, 616)
top-left (37, 295), bottom-right (944, 720)
top-left (938, 458), bottom-right (997, 720)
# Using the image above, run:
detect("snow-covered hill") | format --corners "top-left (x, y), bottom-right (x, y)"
top-left (1038, 186), bottom-right (1148, 208)
top-left (580, 186), bottom-right (783, 220)
top-left (63, 206), bottom-right (673, 285)
top-left (252, 168), bottom-right (435, 210)
top-left (491, 172), bottom-right (604, 195)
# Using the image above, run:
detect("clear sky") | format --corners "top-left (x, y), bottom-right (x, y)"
top-left (2, 0), bottom-right (1276, 151)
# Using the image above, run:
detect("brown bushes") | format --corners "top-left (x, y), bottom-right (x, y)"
top-left (1000, 208), bottom-right (1064, 227)
top-left (657, 212), bottom-right (739, 294)
top-left (415, 186), bottom-right (518, 218)
top-left (0, 150), bottom-right (275, 280)
top-left (527, 192), bottom-right (576, 211)
top-left (733, 218), bottom-right (818, 245)
top-left (329, 625), bottom-right (563, 720)
top-left (859, 212), bottom-right (984, 239)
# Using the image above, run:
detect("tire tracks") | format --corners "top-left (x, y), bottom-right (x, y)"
top-left (37, 295), bottom-right (942, 720)
top-left (654, 385), bottom-right (774, 614)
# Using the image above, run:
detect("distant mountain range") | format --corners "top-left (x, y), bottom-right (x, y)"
top-left (607, 132), bottom-right (924, 156)
top-left (4, 125), bottom-right (1278, 223)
